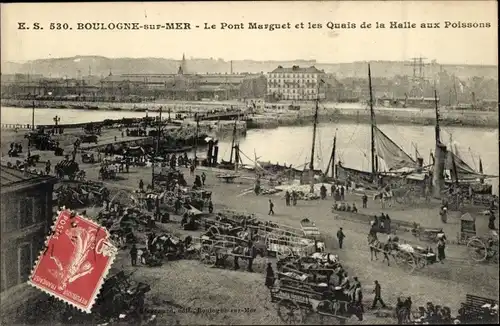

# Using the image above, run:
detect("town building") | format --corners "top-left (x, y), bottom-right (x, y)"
top-left (0, 166), bottom-right (57, 322)
top-left (0, 55), bottom-right (267, 102)
top-left (266, 65), bottom-right (327, 101)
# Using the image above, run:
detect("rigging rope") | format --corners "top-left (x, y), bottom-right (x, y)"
top-left (337, 122), bottom-right (361, 163)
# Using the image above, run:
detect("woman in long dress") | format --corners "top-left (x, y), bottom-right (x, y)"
top-left (265, 263), bottom-right (275, 288)
top-left (437, 237), bottom-right (446, 263)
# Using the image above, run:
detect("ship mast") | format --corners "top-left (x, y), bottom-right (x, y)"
top-left (368, 64), bottom-right (376, 176)
top-left (435, 89), bottom-right (440, 143)
top-left (229, 119), bottom-right (237, 164)
top-left (331, 133), bottom-right (337, 178)
top-left (432, 90), bottom-right (446, 199)
top-left (309, 81), bottom-right (321, 193)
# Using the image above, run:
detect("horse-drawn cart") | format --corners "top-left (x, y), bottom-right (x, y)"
top-left (270, 281), bottom-right (364, 324)
top-left (467, 230), bottom-right (499, 263)
top-left (196, 234), bottom-right (265, 271)
top-left (369, 234), bottom-right (437, 274)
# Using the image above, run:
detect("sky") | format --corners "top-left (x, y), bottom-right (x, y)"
top-left (1, 1), bottom-right (498, 65)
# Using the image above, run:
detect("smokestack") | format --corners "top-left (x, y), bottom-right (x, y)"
top-left (212, 145), bottom-right (219, 166)
top-left (207, 140), bottom-right (214, 167)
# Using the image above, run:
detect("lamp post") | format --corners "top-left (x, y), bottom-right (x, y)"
top-left (53, 115), bottom-right (61, 134)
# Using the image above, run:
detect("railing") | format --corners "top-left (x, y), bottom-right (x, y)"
top-left (1, 123), bottom-right (35, 130)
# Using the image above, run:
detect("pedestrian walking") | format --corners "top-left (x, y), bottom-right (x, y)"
top-left (371, 280), bottom-right (387, 309)
top-left (337, 227), bottom-right (345, 249)
top-left (285, 191), bottom-right (291, 206)
top-left (139, 179), bottom-right (144, 191)
top-left (201, 172), bottom-right (206, 186)
top-left (340, 186), bottom-right (345, 201)
top-left (130, 244), bottom-right (138, 266)
top-left (268, 199), bottom-right (275, 215)
top-left (362, 193), bottom-right (368, 208)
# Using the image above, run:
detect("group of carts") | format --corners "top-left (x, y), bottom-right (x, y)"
top-left (186, 212), bottom-right (362, 324)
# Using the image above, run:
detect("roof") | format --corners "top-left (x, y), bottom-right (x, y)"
top-left (1, 165), bottom-right (57, 193)
top-left (197, 75), bottom-right (247, 84)
top-left (270, 66), bottom-right (324, 74)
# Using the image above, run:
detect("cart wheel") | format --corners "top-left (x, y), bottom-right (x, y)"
top-left (393, 251), bottom-right (403, 266)
top-left (199, 245), bottom-right (216, 266)
top-left (467, 237), bottom-right (488, 262)
top-left (416, 257), bottom-right (427, 269)
top-left (277, 299), bottom-right (304, 324)
top-left (401, 253), bottom-right (416, 274)
top-left (276, 246), bottom-right (293, 261)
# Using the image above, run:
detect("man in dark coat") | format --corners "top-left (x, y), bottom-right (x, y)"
top-left (268, 199), bottom-right (275, 215)
top-left (371, 280), bottom-right (387, 309)
top-left (362, 193), bottom-right (368, 208)
top-left (337, 227), bottom-right (345, 249)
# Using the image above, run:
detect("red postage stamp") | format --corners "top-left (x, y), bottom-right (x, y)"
top-left (28, 209), bottom-right (117, 313)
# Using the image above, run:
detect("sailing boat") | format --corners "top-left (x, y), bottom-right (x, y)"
top-left (217, 120), bottom-right (242, 170)
top-left (433, 94), bottom-right (496, 197)
top-left (302, 81), bottom-right (323, 192)
top-left (336, 64), bottom-right (422, 187)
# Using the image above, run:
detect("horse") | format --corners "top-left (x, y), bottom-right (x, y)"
top-left (368, 233), bottom-right (397, 266)
top-left (317, 290), bottom-right (364, 322)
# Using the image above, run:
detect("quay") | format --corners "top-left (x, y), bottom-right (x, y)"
top-left (198, 111), bottom-right (248, 121)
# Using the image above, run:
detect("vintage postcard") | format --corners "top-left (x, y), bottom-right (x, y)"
top-left (1, 1), bottom-right (498, 325)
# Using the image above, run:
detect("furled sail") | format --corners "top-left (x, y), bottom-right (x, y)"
top-left (374, 126), bottom-right (416, 170)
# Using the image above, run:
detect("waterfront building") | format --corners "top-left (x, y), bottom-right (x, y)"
top-left (0, 166), bottom-right (57, 322)
top-left (0, 55), bottom-right (267, 102)
top-left (266, 65), bottom-right (327, 101)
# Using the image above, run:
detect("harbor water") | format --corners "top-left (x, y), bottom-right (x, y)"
top-left (1, 106), bottom-right (498, 190)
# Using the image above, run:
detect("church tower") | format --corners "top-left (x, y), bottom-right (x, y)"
top-left (177, 53), bottom-right (187, 75)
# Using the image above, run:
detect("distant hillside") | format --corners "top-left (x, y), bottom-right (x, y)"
top-left (1, 56), bottom-right (497, 80)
